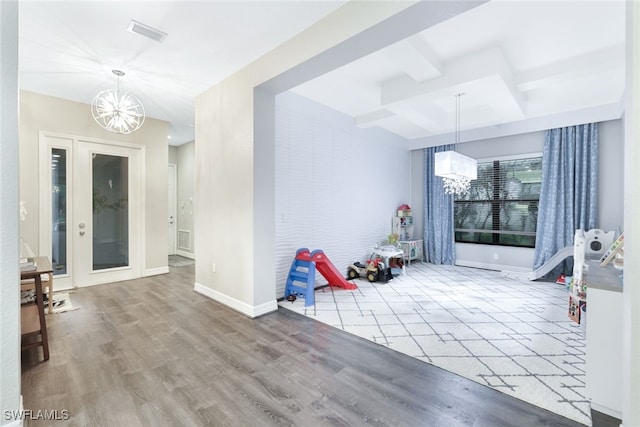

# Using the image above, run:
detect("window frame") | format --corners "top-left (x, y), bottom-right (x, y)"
top-left (453, 152), bottom-right (543, 248)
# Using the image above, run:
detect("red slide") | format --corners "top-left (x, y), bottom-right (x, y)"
top-left (301, 250), bottom-right (357, 290)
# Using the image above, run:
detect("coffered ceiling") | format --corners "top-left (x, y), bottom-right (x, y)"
top-left (18, 1), bottom-right (626, 146)
top-left (291, 1), bottom-right (626, 143)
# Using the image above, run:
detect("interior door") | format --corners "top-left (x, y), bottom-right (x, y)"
top-left (73, 140), bottom-right (142, 287)
top-left (40, 134), bottom-right (144, 288)
top-left (168, 164), bottom-right (177, 255)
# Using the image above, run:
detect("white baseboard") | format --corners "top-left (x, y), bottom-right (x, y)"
top-left (456, 260), bottom-right (515, 272)
top-left (590, 402), bottom-right (622, 421)
top-left (3, 396), bottom-right (24, 427)
top-left (175, 250), bottom-right (195, 260)
top-left (4, 417), bottom-right (22, 427)
top-left (194, 282), bottom-right (278, 318)
top-left (144, 266), bottom-right (169, 277)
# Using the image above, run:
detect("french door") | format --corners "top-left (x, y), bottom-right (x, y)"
top-left (39, 133), bottom-right (144, 288)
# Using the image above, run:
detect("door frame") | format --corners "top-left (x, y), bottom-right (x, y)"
top-left (38, 131), bottom-right (146, 289)
top-left (168, 163), bottom-right (177, 256)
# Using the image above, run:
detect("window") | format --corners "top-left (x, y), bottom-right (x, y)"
top-left (454, 156), bottom-right (542, 248)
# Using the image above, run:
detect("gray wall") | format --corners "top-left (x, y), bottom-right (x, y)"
top-left (410, 119), bottom-right (623, 271)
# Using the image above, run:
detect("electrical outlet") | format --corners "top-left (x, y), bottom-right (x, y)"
top-left (212, 263), bottom-right (216, 273)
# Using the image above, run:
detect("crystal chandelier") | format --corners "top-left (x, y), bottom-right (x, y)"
top-left (91, 70), bottom-right (145, 134)
top-left (434, 93), bottom-right (477, 196)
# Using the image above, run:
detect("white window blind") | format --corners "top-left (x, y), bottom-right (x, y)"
top-left (454, 157), bottom-right (543, 248)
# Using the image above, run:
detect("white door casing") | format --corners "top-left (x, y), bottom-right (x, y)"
top-left (39, 132), bottom-right (145, 288)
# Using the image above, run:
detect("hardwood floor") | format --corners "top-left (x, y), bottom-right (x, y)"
top-left (21, 265), bottom-right (585, 426)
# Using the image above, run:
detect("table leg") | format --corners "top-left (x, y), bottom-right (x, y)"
top-left (34, 275), bottom-right (49, 361)
top-left (47, 272), bottom-right (53, 314)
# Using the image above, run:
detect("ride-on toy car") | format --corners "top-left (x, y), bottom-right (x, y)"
top-left (347, 259), bottom-right (392, 283)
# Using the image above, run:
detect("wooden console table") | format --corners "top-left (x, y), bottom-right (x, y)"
top-left (20, 256), bottom-right (53, 361)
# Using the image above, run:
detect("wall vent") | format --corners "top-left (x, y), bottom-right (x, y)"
top-left (178, 230), bottom-right (191, 251)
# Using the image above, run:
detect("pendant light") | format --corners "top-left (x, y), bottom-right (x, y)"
top-left (434, 93), bottom-right (477, 196)
top-left (91, 69), bottom-right (145, 134)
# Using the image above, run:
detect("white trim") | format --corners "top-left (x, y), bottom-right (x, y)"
top-left (38, 131), bottom-right (146, 288)
top-left (590, 402), bottom-right (622, 421)
top-left (3, 417), bottom-right (22, 427)
top-left (176, 250), bottom-right (195, 260)
top-left (39, 133), bottom-right (74, 289)
top-left (408, 102), bottom-right (623, 150)
top-left (145, 266), bottom-right (169, 276)
top-left (194, 282), bottom-right (278, 318)
top-left (476, 151), bottom-right (543, 164)
top-left (455, 260), bottom-right (510, 272)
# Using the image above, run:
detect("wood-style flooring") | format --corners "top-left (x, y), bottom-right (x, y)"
top-left (21, 264), bottom-right (585, 426)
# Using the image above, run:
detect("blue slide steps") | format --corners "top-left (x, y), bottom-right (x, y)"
top-left (284, 248), bottom-right (316, 307)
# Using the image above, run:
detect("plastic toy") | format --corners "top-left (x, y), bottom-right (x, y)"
top-left (347, 259), bottom-right (391, 283)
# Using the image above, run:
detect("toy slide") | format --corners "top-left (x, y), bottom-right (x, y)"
top-left (298, 249), bottom-right (357, 290)
top-left (501, 246), bottom-right (574, 281)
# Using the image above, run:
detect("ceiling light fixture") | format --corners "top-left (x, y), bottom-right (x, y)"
top-left (91, 69), bottom-right (145, 134)
top-left (434, 93), bottom-right (477, 196)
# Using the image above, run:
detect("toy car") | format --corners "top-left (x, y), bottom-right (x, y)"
top-left (347, 259), bottom-right (391, 283)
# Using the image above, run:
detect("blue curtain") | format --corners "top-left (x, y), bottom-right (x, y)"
top-left (533, 123), bottom-right (599, 271)
top-left (424, 145), bottom-right (455, 264)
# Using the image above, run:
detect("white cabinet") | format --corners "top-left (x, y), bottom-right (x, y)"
top-left (399, 239), bottom-right (423, 265)
top-left (585, 261), bottom-right (623, 419)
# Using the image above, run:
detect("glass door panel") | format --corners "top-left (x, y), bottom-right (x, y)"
top-left (92, 154), bottom-right (129, 271)
top-left (51, 148), bottom-right (67, 275)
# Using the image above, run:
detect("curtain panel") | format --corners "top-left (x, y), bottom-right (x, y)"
top-left (423, 145), bottom-right (455, 264)
top-left (533, 123), bottom-right (599, 271)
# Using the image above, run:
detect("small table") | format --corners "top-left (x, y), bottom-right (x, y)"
top-left (371, 245), bottom-right (404, 269)
top-left (20, 256), bottom-right (53, 361)
top-left (399, 239), bottom-right (423, 265)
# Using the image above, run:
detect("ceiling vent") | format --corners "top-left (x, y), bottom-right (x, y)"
top-left (127, 20), bottom-right (167, 43)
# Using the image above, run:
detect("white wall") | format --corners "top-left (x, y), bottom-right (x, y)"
top-left (622, 2), bottom-right (640, 425)
top-left (194, 1), bottom-right (482, 317)
top-left (19, 91), bottom-right (170, 275)
top-left (274, 92), bottom-right (409, 297)
top-left (410, 119), bottom-right (623, 271)
top-left (0, 2), bottom-right (21, 424)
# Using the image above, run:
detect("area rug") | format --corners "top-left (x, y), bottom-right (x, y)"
top-left (279, 262), bottom-right (590, 426)
top-left (45, 292), bottom-right (79, 314)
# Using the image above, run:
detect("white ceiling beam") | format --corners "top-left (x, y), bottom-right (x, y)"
top-left (381, 46), bottom-right (526, 116)
top-left (385, 103), bottom-right (443, 133)
top-left (380, 34), bottom-right (442, 82)
top-left (516, 43), bottom-right (625, 92)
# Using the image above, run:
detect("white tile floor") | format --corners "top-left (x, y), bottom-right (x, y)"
top-left (279, 262), bottom-right (590, 426)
